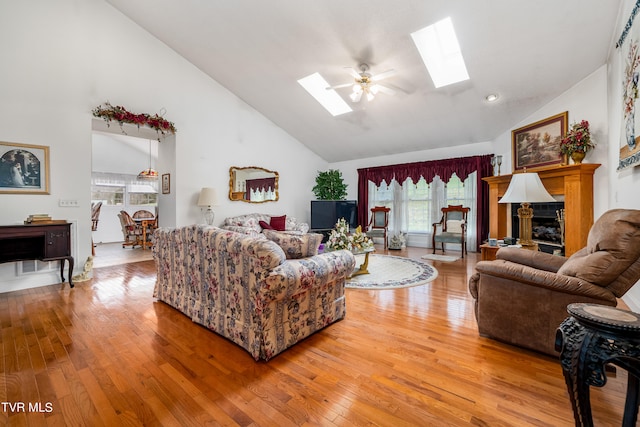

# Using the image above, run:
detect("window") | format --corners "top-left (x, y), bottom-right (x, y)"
top-left (129, 192), bottom-right (157, 206)
top-left (368, 172), bottom-right (477, 249)
top-left (369, 181), bottom-right (394, 229)
top-left (91, 172), bottom-right (158, 208)
top-left (405, 177), bottom-right (431, 232)
top-left (91, 184), bottom-right (124, 206)
top-left (445, 174), bottom-right (465, 206)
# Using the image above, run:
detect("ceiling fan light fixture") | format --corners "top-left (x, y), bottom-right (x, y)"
top-left (370, 84), bottom-right (379, 95)
top-left (366, 91), bottom-right (375, 102)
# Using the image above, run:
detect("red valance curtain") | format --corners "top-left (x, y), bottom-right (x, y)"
top-left (245, 177), bottom-right (276, 201)
top-left (357, 154), bottom-right (494, 250)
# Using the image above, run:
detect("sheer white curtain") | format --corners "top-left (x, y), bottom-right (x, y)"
top-left (368, 172), bottom-right (477, 250)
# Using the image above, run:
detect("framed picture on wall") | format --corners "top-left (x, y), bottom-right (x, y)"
top-left (512, 111), bottom-right (568, 172)
top-left (162, 173), bottom-right (170, 194)
top-left (0, 141), bottom-right (50, 194)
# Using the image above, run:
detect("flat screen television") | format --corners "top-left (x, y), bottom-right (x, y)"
top-left (310, 200), bottom-right (358, 230)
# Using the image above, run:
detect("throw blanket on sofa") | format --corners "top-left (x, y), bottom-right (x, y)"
top-left (153, 225), bottom-right (355, 361)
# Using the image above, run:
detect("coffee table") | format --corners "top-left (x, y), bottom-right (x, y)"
top-left (350, 247), bottom-right (375, 277)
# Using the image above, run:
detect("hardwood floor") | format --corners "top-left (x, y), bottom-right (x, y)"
top-left (0, 245), bottom-right (632, 426)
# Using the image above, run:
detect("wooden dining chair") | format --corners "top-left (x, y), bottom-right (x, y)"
top-left (365, 206), bottom-right (391, 249)
top-left (432, 204), bottom-right (470, 257)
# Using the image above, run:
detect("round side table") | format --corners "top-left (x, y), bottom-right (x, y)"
top-left (555, 303), bottom-right (640, 427)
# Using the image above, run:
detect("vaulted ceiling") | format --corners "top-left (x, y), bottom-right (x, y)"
top-left (106, 0), bottom-right (622, 162)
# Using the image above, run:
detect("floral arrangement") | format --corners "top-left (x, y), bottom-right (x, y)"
top-left (92, 102), bottom-right (177, 139)
top-left (350, 225), bottom-right (374, 251)
top-left (325, 218), bottom-right (373, 252)
top-left (326, 218), bottom-right (352, 251)
top-left (560, 120), bottom-right (595, 155)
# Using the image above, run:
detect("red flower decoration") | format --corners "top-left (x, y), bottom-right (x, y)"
top-left (92, 102), bottom-right (177, 140)
top-left (560, 120), bottom-right (595, 155)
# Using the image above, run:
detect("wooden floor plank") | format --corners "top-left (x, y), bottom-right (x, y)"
top-left (0, 246), bottom-right (633, 426)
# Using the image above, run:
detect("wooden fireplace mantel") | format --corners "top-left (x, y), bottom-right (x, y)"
top-left (482, 163), bottom-right (600, 256)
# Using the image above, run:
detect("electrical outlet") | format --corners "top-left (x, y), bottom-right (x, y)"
top-left (59, 199), bottom-right (79, 207)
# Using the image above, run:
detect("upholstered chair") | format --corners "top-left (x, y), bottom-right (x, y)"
top-left (432, 205), bottom-right (470, 257)
top-left (118, 211), bottom-right (143, 248)
top-left (469, 209), bottom-right (640, 356)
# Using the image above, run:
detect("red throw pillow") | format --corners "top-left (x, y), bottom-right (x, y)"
top-left (259, 220), bottom-right (274, 230)
top-left (270, 215), bottom-right (286, 231)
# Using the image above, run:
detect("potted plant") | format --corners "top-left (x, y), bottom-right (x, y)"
top-left (312, 169), bottom-right (348, 200)
top-left (560, 120), bottom-right (595, 164)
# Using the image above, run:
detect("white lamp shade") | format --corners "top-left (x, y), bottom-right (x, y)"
top-left (499, 172), bottom-right (555, 204)
top-left (197, 187), bottom-right (218, 207)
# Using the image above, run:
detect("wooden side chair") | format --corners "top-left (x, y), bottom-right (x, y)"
top-left (366, 206), bottom-right (391, 249)
top-left (432, 204), bottom-right (470, 258)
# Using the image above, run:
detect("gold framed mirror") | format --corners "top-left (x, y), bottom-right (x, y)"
top-left (229, 166), bottom-right (279, 203)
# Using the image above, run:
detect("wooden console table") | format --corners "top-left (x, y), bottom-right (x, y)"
top-left (483, 164), bottom-right (600, 257)
top-left (0, 223), bottom-right (74, 288)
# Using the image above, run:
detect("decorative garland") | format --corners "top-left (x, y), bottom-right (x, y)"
top-left (92, 102), bottom-right (177, 140)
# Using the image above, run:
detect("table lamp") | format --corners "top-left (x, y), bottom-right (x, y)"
top-left (197, 187), bottom-right (218, 226)
top-left (499, 171), bottom-right (555, 249)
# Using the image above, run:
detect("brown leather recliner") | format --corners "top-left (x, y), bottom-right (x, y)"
top-left (469, 209), bottom-right (640, 356)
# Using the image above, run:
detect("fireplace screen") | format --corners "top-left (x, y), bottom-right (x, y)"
top-left (512, 202), bottom-right (565, 253)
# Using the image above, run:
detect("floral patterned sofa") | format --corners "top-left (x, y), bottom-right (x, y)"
top-left (153, 225), bottom-right (355, 361)
top-left (221, 213), bottom-right (309, 236)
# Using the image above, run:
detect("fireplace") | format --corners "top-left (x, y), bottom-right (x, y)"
top-left (511, 202), bottom-right (565, 255)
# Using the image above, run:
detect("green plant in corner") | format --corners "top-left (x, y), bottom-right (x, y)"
top-left (312, 169), bottom-right (348, 200)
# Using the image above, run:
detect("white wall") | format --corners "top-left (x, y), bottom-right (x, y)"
top-left (492, 66), bottom-right (610, 218)
top-left (0, 0), bottom-right (327, 292)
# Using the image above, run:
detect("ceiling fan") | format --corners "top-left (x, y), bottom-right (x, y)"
top-left (328, 63), bottom-right (396, 102)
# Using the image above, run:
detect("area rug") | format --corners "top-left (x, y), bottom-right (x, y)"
top-left (346, 254), bottom-right (438, 290)
top-left (421, 254), bottom-right (460, 262)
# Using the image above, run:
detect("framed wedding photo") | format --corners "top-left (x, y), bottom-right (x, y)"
top-left (0, 141), bottom-right (50, 194)
top-left (512, 111), bottom-right (568, 172)
top-left (162, 173), bottom-right (170, 194)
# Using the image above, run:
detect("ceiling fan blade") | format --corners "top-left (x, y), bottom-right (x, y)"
top-left (345, 67), bottom-right (362, 79)
top-left (371, 69), bottom-right (396, 81)
top-left (375, 84), bottom-right (396, 95)
top-left (326, 82), bottom-right (353, 90)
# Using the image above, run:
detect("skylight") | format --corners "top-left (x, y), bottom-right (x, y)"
top-left (297, 73), bottom-right (352, 116)
top-left (411, 17), bottom-right (469, 88)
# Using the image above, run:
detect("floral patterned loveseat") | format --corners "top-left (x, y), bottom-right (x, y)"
top-left (221, 213), bottom-right (309, 236)
top-left (153, 225), bottom-right (355, 361)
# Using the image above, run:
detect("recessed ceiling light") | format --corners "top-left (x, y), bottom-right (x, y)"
top-left (297, 73), bottom-right (352, 116)
top-left (411, 17), bottom-right (469, 88)
top-left (485, 93), bottom-right (499, 102)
